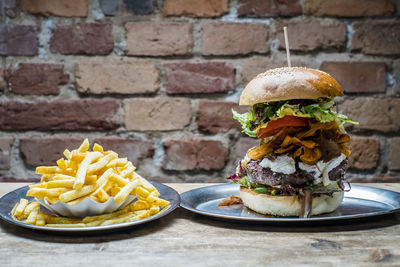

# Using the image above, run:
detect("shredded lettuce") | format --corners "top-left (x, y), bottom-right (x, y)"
top-left (233, 98), bottom-right (358, 137)
top-left (230, 176), bottom-right (254, 188)
top-left (254, 102), bottom-right (282, 121)
top-left (232, 109), bottom-right (257, 138)
top-left (301, 103), bottom-right (358, 124)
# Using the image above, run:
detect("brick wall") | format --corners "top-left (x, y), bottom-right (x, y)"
top-left (0, 0), bottom-right (399, 183)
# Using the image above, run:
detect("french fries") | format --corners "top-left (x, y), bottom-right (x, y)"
top-left (12, 139), bottom-right (170, 227)
top-left (12, 198), bottom-right (168, 227)
top-left (14, 198), bottom-right (29, 217)
top-left (26, 139), bottom-right (167, 205)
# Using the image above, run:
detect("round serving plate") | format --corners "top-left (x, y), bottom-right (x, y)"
top-left (180, 184), bottom-right (400, 223)
top-left (0, 181), bottom-right (180, 233)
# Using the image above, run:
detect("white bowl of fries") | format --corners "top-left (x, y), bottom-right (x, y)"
top-left (24, 139), bottom-right (169, 221)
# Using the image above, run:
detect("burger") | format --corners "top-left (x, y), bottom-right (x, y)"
top-left (229, 67), bottom-right (357, 217)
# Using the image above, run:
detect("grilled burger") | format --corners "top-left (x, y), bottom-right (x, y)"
top-left (229, 67), bottom-right (358, 217)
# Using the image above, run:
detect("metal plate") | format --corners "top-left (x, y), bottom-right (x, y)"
top-left (0, 182), bottom-right (180, 233)
top-left (180, 184), bottom-right (400, 223)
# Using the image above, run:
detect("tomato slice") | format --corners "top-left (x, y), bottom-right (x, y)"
top-left (256, 116), bottom-right (309, 139)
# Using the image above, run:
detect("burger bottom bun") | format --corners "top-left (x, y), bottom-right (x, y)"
top-left (240, 187), bottom-right (344, 217)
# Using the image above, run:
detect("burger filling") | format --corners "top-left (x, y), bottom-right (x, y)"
top-left (233, 98), bottom-right (357, 138)
top-left (229, 97), bottom-right (357, 217)
top-left (233, 153), bottom-right (348, 196)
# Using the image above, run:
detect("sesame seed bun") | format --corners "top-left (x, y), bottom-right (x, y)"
top-left (239, 67), bottom-right (343, 106)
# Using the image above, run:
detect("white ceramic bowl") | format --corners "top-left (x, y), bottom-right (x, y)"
top-left (37, 195), bottom-right (135, 218)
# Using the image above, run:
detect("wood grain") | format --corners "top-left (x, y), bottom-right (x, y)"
top-left (1, 183), bottom-right (399, 266)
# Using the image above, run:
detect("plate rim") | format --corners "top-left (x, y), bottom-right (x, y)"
top-left (180, 184), bottom-right (400, 223)
top-left (0, 181), bottom-right (180, 232)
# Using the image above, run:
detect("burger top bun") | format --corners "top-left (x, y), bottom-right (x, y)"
top-left (239, 67), bottom-right (343, 106)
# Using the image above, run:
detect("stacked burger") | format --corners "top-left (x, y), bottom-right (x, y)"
top-left (230, 67), bottom-right (357, 217)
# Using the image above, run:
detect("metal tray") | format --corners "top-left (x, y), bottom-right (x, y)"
top-left (0, 181), bottom-right (180, 233)
top-left (180, 184), bottom-right (400, 223)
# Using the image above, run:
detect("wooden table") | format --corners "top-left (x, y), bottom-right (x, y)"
top-left (1, 183), bottom-right (399, 266)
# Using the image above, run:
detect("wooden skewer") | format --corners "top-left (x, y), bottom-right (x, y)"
top-left (283, 26), bottom-right (291, 68)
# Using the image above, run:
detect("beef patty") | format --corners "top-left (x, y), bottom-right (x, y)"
top-left (245, 159), bottom-right (347, 186)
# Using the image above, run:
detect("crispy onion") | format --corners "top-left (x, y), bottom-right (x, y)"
top-left (247, 120), bottom-right (350, 164)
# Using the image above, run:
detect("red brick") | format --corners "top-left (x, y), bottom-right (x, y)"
top-left (241, 58), bottom-right (306, 85)
top-left (196, 100), bottom-right (250, 134)
top-left (347, 137), bottom-right (380, 170)
top-left (351, 21), bottom-right (400, 55)
top-left (0, 137), bottom-right (14, 170)
top-left (277, 19), bottom-right (346, 52)
top-left (202, 23), bottom-right (269, 56)
top-left (93, 137), bottom-right (154, 167)
top-left (125, 22), bottom-right (193, 56)
top-left (165, 62), bottom-right (235, 94)
top-left (340, 98), bottom-right (400, 133)
top-left (76, 61), bottom-right (159, 95)
top-left (163, 0), bottom-right (228, 17)
top-left (21, 0), bottom-right (89, 17)
top-left (320, 61), bottom-right (386, 94)
top-left (0, 25), bottom-right (39, 56)
top-left (162, 139), bottom-right (228, 171)
top-left (305, 0), bottom-right (395, 17)
top-left (5, 63), bottom-right (69, 95)
top-left (234, 137), bottom-right (259, 162)
top-left (0, 99), bottom-right (119, 131)
top-left (389, 138), bottom-right (400, 171)
top-left (238, 0), bottom-right (302, 17)
top-left (124, 97), bottom-right (192, 131)
top-left (50, 23), bottom-right (113, 55)
top-left (20, 138), bottom-right (83, 167)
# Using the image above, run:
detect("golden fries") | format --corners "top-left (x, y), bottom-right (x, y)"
top-left (14, 198), bottom-right (29, 217)
top-left (13, 139), bottom-right (170, 228)
top-left (59, 184), bottom-right (97, 203)
top-left (87, 152), bottom-right (117, 174)
top-left (12, 198), bottom-right (169, 227)
top-left (114, 180), bottom-right (139, 204)
top-left (26, 139), bottom-right (167, 205)
top-left (26, 187), bottom-right (69, 199)
top-left (25, 205), bottom-right (39, 224)
top-left (74, 151), bottom-right (102, 189)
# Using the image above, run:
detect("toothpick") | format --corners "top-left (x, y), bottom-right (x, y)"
top-left (283, 26), bottom-right (291, 68)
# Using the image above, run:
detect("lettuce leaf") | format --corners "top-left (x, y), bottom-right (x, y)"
top-left (232, 98), bottom-right (358, 138)
top-left (232, 102), bottom-right (284, 138)
top-left (232, 109), bottom-right (257, 137)
top-left (301, 103), bottom-right (358, 124)
top-left (254, 102), bottom-right (282, 121)
top-left (235, 176), bottom-right (254, 188)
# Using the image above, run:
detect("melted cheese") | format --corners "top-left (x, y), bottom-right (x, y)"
top-left (254, 107), bottom-right (312, 133)
top-left (242, 145), bottom-right (346, 184)
top-left (243, 154), bottom-right (251, 164)
top-left (259, 155), bottom-right (296, 175)
top-left (299, 154), bottom-right (346, 186)
top-left (298, 162), bottom-right (322, 184)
